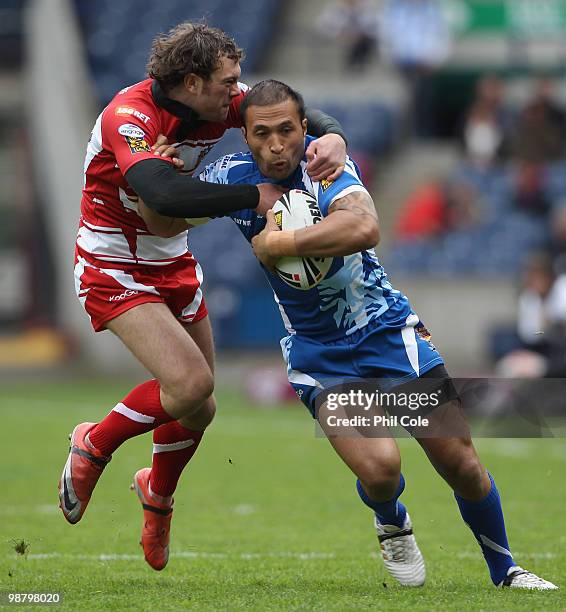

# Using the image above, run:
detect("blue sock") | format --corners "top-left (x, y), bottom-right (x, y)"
top-left (455, 473), bottom-right (515, 585)
top-left (356, 474), bottom-right (407, 528)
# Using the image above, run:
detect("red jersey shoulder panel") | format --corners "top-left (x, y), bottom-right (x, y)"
top-left (102, 80), bottom-right (176, 176)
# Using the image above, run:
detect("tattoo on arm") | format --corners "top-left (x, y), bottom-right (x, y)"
top-left (328, 191), bottom-right (377, 219)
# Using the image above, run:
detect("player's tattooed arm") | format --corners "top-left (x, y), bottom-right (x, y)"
top-left (255, 190), bottom-right (380, 262)
top-left (328, 191), bottom-right (378, 220)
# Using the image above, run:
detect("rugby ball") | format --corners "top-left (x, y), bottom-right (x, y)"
top-left (272, 189), bottom-right (332, 290)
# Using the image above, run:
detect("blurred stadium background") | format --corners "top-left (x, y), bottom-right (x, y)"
top-left (2, 0), bottom-right (566, 382)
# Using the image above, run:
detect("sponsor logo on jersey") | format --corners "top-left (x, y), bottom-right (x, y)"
top-left (118, 123), bottom-right (146, 139)
top-left (115, 106), bottom-right (151, 124)
top-left (320, 179), bottom-right (334, 191)
top-left (274, 211), bottom-right (283, 229)
top-left (124, 135), bottom-right (151, 154)
top-left (416, 325), bottom-right (437, 351)
top-left (108, 289), bottom-right (139, 302)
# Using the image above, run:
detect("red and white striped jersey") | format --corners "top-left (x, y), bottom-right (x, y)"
top-left (77, 78), bottom-right (248, 267)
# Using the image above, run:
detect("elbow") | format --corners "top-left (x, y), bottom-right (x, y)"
top-left (355, 220), bottom-right (380, 250)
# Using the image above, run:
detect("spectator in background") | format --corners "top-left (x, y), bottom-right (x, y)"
top-left (509, 79), bottom-right (566, 165)
top-left (395, 179), bottom-right (480, 242)
top-left (549, 206), bottom-right (566, 274)
top-left (316, 0), bottom-right (377, 72)
top-left (379, 0), bottom-right (452, 137)
top-left (508, 79), bottom-right (566, 216)
top-left (496, 252), bottom-right (566, 377)
top-left (461, 75), bottom-right (510, 168)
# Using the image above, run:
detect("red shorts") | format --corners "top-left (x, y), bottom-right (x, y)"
top-left (74, 250), bottom-right (208, 332)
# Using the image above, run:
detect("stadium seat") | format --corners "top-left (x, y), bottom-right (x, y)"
top-left (314, 102), bottom-right (397, 155)
top-left (544, 159), bottom-right (566, 202)
top-left (73, 0), bottom-right (281, 105)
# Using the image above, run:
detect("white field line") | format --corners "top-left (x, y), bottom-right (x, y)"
top-left (21, 551), bottom-right (336, 562)
top-left (0, 504), bottom-right (257, 516)
top-left (15, 550), bottom-right (558, 562)
top-left (368, 551), bottom-right (558, 560)
top-left (455, 551), bottom-right (557, 560)
top-left (2, 398), bottom-right (103, 410)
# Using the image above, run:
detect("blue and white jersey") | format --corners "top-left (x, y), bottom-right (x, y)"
top-left (199, 136), bottom-right (414, 343)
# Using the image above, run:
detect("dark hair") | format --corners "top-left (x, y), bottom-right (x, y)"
top-left (240, 79), bottom-right (305, 123)
top-left (147, 22), bottom-right (244, 92)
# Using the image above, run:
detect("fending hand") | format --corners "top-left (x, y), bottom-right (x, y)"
top-left (152, 134), bottom-right (184, 170)
top-left (305, 133), bottom-right (346, 182)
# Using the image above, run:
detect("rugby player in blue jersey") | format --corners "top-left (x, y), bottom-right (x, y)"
top-left (143, 80), bottom-right (557, 590)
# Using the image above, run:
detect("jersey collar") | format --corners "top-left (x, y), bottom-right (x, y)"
top-left (151, 80), bottom-right (201, 125)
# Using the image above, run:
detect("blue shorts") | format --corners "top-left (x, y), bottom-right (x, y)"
top-left (280, 314), bottom-right (444, 417)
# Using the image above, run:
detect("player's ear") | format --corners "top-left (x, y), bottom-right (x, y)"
top-left (301, 118), bottom-right (307, 137)
top-left (241, 126), bottom-right (248, 143)
top-left (184, 73), bottom-right (202, 94)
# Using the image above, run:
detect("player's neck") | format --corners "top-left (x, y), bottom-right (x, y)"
top-left (151, 80), bottom-right (199, 123)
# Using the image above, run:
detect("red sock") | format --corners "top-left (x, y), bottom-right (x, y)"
top-left (150, 421), bottom-right (204, 498)
top-left (89, 379), bottom-right (173, 456)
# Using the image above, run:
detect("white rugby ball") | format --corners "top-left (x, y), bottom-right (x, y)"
top-left (272, 189), bottom-right (332, 290)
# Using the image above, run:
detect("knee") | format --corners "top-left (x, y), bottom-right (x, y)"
top-left (357, 452), bottom-right (401, 501)
top-left (187, 371), bottom-right (215, 406)
top-left (443, 443), bottom-right (485, 492)
top-left (197, 396), bottom-right (216, 427)
top-left (179, 396), bottom-right (216, 430)
top-left (164, 369), bottom-right (215, 415)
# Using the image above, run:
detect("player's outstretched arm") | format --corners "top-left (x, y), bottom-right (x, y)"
top-left (126, 158), bottom-right (268, 219)
top-left (136, 136), bottom-right (286, 235)
top-left (252, 191), bottom-right (379, 263)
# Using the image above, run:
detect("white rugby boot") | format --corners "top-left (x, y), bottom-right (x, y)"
top-left (375, 512), bottom-right (426, 587)
top-left (498, 566), bottom-right (558, 590)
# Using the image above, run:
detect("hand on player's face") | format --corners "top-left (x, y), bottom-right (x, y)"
top-left (305, 133), bottom-right (346, 182)
top-left (251, 209), bottom-right (280, 271)
top-left (152, 135), bottom-right (184, 169)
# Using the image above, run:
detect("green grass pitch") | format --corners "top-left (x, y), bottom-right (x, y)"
top-left (1, 378), bottom-right (565, 610)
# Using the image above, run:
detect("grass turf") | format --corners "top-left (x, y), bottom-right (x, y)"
top-left (1, 378), bottom-right (565, 610)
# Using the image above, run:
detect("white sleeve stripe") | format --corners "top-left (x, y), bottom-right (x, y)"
top-left (328, 185), bottom-right (370, 207)
top-left (345, 159), bottom-right (358, 175)
top-left (112, 402), bottom-right (155, 424)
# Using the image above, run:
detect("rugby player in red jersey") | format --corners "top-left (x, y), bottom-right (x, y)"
top-left (59, 22), bottom-right (348, 571)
